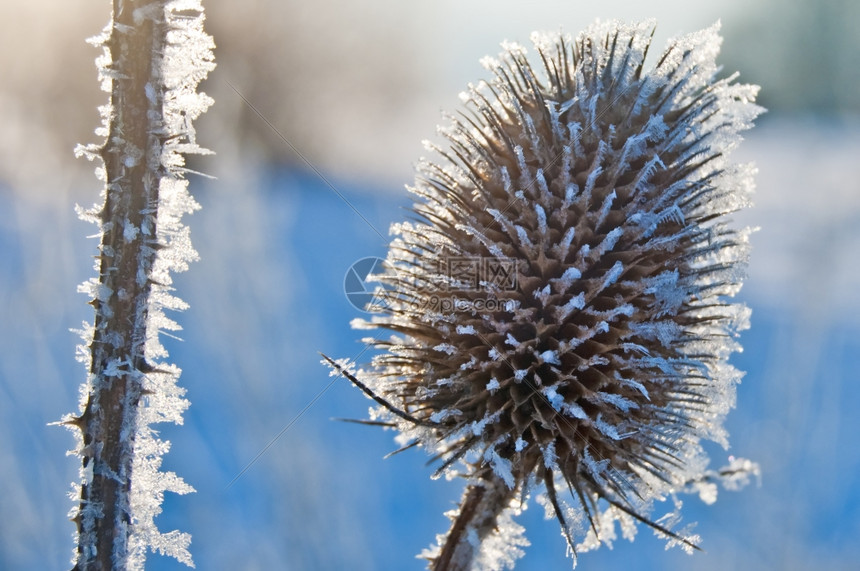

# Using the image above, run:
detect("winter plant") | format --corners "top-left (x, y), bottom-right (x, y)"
top-left (61, 1), bottom-right (214, 568)
top-left (325, 20), bottom-right (762, 570)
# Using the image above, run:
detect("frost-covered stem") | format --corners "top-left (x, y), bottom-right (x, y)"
top-left (67, 0), bottom-right (210, 567)
top-left (73, 2), bottom-right (169, 568)
top-left (431, 475), bottom-right (517, 571)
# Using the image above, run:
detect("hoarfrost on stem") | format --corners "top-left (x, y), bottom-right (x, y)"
top-left (63, 1), bottom-right (214, 568)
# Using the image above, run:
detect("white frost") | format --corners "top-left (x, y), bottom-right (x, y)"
top-left (69, 2), bottom-right (214, 569)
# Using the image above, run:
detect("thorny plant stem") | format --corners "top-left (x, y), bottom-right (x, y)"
top-left (72, 1), bottom-right (169, 568)
top-left (431, 475), bottom-right (518, 571)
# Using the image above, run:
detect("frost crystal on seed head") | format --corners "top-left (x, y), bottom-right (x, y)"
top-left (330, 19), bottom-right (761, 569)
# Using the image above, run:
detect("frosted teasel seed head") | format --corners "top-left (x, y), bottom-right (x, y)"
top-left (327, 19), bottom-right (761, 567)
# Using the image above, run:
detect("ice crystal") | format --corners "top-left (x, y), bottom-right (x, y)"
top-left (64, 1), bottom-right (213, 568)
top-left (327, 19), bottom-right (761, 570)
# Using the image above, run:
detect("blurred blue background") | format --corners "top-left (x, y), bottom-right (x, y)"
top-left (2, 1), bottom-right (859, 569)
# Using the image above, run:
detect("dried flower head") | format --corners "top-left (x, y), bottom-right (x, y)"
top-left (326, 20), bottom-right (761, 570)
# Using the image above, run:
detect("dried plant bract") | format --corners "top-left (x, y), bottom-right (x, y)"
top-left (326, 19), bottom-right (762, 570)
